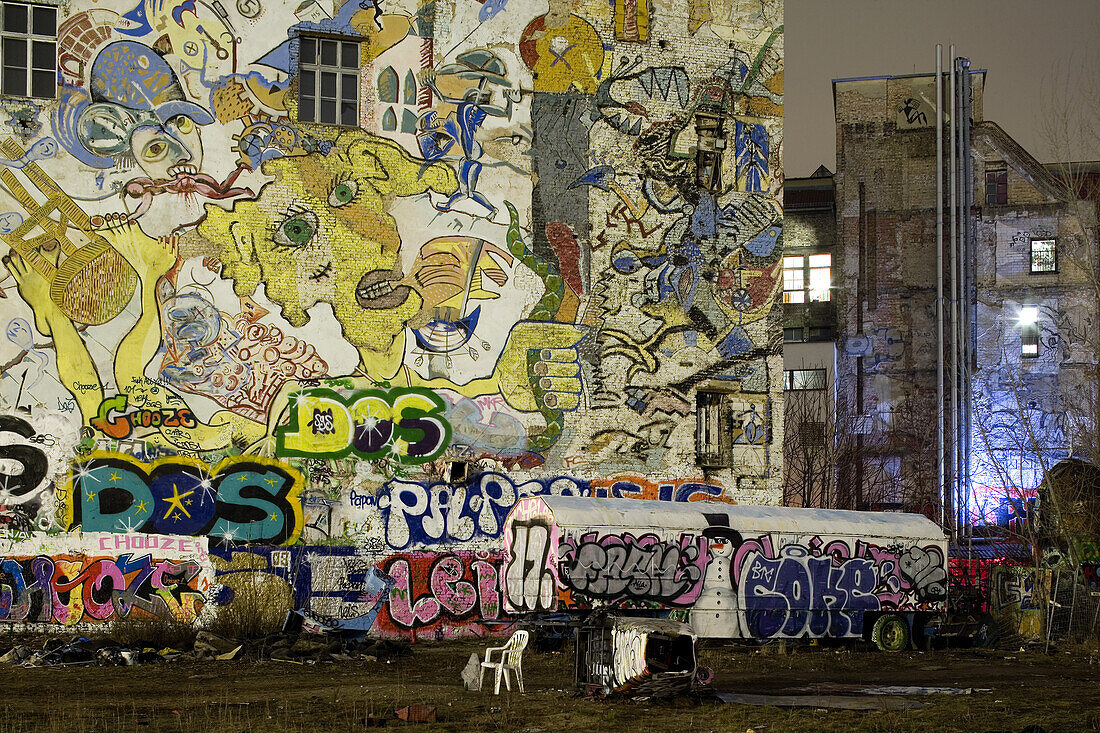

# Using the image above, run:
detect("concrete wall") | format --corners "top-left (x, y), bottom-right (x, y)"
top-left (0, 0), bottom-right (783, 635)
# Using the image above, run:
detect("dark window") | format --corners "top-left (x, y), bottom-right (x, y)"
top-left (299, 36), bottom-right (359, 126)
top-left (783, 327), bottom-right (805, 343)
top-left (696, 391), bottom-right (732, 468)
top-left (0, 1), bottom-right (55, 99)
top-left (986, 169), bottom-right (1007, 205)
top-left (799, 421), bottom-right (826, 447)
top-left (1030, 239), bottom-right (1056, 273)
top-left (807, 325), bottom-right (834, 342)
top-left (784, 368), bottom-right (827, 391)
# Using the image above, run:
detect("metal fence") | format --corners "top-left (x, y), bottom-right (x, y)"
top-left (1044, 565), bottom-right (1100, 650)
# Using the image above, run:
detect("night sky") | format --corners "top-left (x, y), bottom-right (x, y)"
top-left (784, 0), bottom-right (1100, 176)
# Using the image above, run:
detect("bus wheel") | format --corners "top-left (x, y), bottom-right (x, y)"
top-left (871, 614), bottom-right (910, 653)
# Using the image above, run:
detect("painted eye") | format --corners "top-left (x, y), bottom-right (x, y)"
top-left (612, 250), bottom-right (642, 274)
top-left (172, 116), bottom-right (195, 134)
top-left (328, 179), bottom-right (358, 207)
top-left (142, 141), bottom-right (168, 161)
top-left (273, 209), bottom-right (318, 248)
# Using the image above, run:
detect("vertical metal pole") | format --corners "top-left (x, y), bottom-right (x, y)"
top-left (949, 45), bottom-right (959, 543)
top-left (960, 58), bottom-right (974, 546)
top-left (936, 45), bottom-right (946, 530)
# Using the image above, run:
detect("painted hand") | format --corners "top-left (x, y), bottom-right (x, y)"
top-left (494, 321), bottom-right (586, 413)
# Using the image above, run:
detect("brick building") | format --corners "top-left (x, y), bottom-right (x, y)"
top-left (0, 0), bottom-right (785, 634)
top-left (784, 66), bottom-right (1099, 534)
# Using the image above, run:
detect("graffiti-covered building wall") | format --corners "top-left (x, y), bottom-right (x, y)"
top-left (0, 0), bottom-right (783, 635)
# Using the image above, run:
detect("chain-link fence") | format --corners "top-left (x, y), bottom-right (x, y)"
top-left (1044, 565), bottom-right (1100, 650)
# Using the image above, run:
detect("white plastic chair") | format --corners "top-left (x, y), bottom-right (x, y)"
top-left (478, 629), bottom-right (529, 694)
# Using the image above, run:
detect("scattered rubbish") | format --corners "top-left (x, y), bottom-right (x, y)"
top-left (461, 652), bottom-right (482, 691)
top-left (576, 615), bottom-right (698, 700)
top-left (794, 682), bottom-right (990, 696)
top-left (716, 692), bottom-right (922, 711)
top-left (394, 704), bottom-right (436, 723)
top-left (864, 686), bottom-right (990, 696)
top-left (0, 631), bottom-right (411, 668)
top-left (215, 645), bottom-right (242, 661)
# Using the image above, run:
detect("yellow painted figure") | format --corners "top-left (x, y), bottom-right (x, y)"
top-left (199, 131), bottom-right (583, 450)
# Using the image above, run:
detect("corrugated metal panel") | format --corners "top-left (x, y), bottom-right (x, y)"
top-left (949, 542), bottom-right (1032, 560)
top-left (537, 496), bottom-right (947, 541)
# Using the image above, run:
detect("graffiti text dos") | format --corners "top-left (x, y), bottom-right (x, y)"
top-left (276, 388), bottom-right (451, 464)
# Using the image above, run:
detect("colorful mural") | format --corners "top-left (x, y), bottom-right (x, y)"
top-left (0, 0), bottom-right (782, 634)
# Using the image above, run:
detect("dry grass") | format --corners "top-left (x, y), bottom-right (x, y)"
top-left (0, 642), bottom-right (1096, 732)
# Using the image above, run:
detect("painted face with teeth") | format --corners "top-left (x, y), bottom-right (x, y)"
top-left (130, 115), bottom-right (203, 181)
top-left (200, 131), bottom-right (457, 367)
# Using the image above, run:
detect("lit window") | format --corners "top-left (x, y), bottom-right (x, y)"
top-left (783, 253), bottom-right (831, 303)
top-left (1, 1), bottom-right (56, 99)
top-left (783, 256), bottom-right (805, 303)
top-left (1020, 305), bottom-right (1039, 358)
top-left (808, 253), bottom-right (832, 302)
top-left (299, 36), bottom-right (359, 126)
top-left (784, 368), bottom-right (827, 391)
top-left (1030, 239), bottom-right (1056, 273)
top-left (986, 169), bottom-right (1007, 205)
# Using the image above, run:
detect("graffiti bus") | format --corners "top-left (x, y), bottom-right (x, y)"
top-left (501, 496), bottom-right (950, 653)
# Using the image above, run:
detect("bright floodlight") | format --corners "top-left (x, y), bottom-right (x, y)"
top-left (1019, 305), bottom-right (1038, 325)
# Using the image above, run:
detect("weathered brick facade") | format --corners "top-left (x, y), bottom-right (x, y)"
top-left (0, 0), bottom-right (784, 634)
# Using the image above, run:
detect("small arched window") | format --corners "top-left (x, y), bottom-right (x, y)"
top-left (378, 67), bottom-right (398, 103)
top-left (403, 71), bottom-right (417, 105)
top-left (382, 107), bottom-right (397, 131)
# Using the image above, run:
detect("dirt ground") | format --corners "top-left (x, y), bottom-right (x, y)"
top-left (0, 638), bottom-right (1097, 733)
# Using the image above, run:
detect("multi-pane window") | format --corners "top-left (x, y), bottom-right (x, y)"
top-left (782, 254), bottom-right (831, 303)
top-left (299, 36), bottom-right (359, 126)
top-left (782, 256), bottom-right (805, 303)
top-left (808, 254), bottom-right (831, 301)
top-left (784, 368), bottom-right (827, 391)
top-left (986, 169), bottom-right (1007, 205)
top-left (1020, 304), bottom-right (1039, 358)
top-left (1, 2), bottom-right (56, 99)
top-left (1030, 239), bottom-right (1056, 273)
top-left (696, 391), bottom-right (732, 468)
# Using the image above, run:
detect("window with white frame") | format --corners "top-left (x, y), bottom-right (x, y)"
top-left (1030, 239), bottom-right (1056, 273)
top-left (782, 256), bottom-right (805, 303)
top-left (782, 253), bottom-right (831, 303)
top-left (1, 1), bottom-right (56, 99)
top-left (298, 36), bottom-right (359, 126)
top-left (1020, 304), bottom-right (1040, 358)
top-left (807, 253), bottom-right (832, 301)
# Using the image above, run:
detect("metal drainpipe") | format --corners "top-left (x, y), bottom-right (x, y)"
top-left (936, 44), bottom-right (946, 530)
